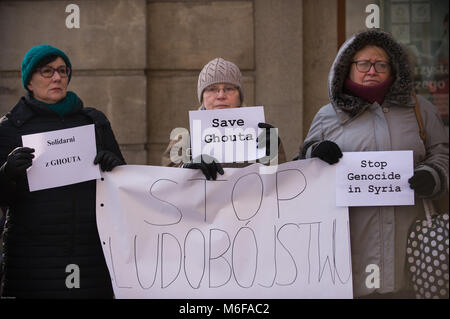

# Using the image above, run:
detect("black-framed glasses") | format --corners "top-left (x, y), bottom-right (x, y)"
top-left (204, 85), bottom-right (238, 96)
top-left (37, 66), bottom-right (71, 78)
top-left (352, 60), bottom-right (391, 73)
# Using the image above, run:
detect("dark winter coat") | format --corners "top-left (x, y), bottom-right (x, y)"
top-left (0, 94), bottom-right (125, 298)
top-left (301, 30), bottom-right (449, 297)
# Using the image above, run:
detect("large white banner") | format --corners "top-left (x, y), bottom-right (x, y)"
top-left (96, 159), bottom-right (352, 299)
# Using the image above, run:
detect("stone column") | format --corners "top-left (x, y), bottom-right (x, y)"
top-left (254, 0), bottom-right (304, 160)
top-left (146, 1), bottom-right (255, 165)
top-left (303, 0), bottom-right (339, 139)
top-left (0, 0), bottom-right (147, 164)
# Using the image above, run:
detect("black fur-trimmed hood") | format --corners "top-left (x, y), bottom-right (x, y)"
top-left (329, 29), bottom-right (414, 118)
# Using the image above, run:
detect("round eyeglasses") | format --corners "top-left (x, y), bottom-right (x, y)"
top-left (204, 86), bottom-right (238, 96)
top-left (352, 60), bottom-right (391, 73)
top-left (37, 66), bottom-right (71, 78)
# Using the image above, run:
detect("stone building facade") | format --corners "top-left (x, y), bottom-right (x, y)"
top-left (0, 0), bottom-right (375, 165)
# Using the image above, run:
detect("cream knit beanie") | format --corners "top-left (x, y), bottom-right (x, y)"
top-left (197, 57), bottom-right (243, 104)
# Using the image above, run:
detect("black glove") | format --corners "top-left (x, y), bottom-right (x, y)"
top-left (183, 154), bottom-right (224, 180)
top-left (408, 170), bottom-right (436, 196)
top-left (311, 141), bottom-right (342, 165)
top-left (94, 150), bottom-right (124, 172)
top-left (1, 147), bottom-right (35, 180)
top-left (257, 122), bottom-right (280, 157)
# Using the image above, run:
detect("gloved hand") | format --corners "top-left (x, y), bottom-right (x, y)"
top-left (183, 154), bottom-right (224, 180)
top-left (94, 150), bottom-right (124, 172)
top-left (1, 147), bottom-right (35, 180)
top-left (311, 141), bottom-right (342, 165)
top-left (257, 122), bottom-right (280, 157)
top-left (408, 170), bottom-right (435, 196)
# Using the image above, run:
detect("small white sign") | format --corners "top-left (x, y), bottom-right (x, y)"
top-left (22, 124), bottom-right (101, 191)
top-left (336, 151), bottom-right (414, 207)
top-left (189, 106), bottom-right (266, 163)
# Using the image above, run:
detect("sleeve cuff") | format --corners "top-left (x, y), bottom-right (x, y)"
top-left (415, 164), bottom-right (441, 198)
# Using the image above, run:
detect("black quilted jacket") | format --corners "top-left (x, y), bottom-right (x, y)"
top-left (0, 94), bottom-right (124, 298)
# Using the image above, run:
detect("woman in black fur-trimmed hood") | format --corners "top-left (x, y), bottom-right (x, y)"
top-left (0, 45), bottom-right (125, 298)
top-left (298, 30), bottom-right (449, 298)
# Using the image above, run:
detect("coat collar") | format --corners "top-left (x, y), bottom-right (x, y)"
top-left (6, 93), bottom-right (83, 127)
top-left (334, 95), bottom-right (416, 125)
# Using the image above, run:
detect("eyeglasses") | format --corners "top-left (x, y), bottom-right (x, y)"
top-left (352, 60), bottom-right (391, 73)
top-left (37, 66), bottom-right (71, 78)
top-left (204, 86), bottom-right (238, 96)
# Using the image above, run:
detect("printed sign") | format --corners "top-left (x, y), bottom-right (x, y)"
top-left (336, 151), bottom-right (414, 207)
top-left (96, 159), bottom-right (353, 299)
top-left (22, 124), bottom-right (100, 191)
top-left (189, 106), bottom-right (266, 163)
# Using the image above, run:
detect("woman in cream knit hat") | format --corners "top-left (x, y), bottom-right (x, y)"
top-left (161, 57), bottom-right (286, 179)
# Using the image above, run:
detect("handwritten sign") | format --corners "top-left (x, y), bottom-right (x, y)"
top-left (189, 106), bottom-right (266, 163)
top-left (96, 159), bottom-right (352, 299)
top-left (336, 151), bottom-right (414, 207)
top-left (22, 124), bottom-right (100, 191)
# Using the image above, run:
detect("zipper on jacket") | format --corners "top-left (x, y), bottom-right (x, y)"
top-left (69, 193), bottom-right (76, 262)
top-left (378, 207), bottom-right (384, 290)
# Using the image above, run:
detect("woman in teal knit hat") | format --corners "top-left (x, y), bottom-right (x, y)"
top-left (0, 45), bottom-right (125, 298)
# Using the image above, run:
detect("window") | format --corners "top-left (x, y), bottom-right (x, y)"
top-left (381, 0), bottom-right (449, 125)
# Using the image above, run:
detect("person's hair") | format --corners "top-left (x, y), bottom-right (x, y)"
top-left (32, 54), bottom-right (62, 74)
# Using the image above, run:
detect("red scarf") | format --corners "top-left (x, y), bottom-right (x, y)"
top-left (344, 76), bottom-right (394, 104)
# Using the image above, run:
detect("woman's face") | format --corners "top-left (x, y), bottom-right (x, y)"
top-left (202, 83), bottom-right (241, 110)
top-left (349, 45), bottom-right (391, 86)
top-left (27, 57), bottom-right (69, 104)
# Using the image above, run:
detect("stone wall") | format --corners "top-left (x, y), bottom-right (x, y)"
top-left (0, 0), bottom-right (340, 165)
top-left (0, 0), bottom-right (147, 164)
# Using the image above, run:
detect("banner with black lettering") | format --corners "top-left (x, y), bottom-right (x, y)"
top-left (96, 159), bottom-right (352, 298)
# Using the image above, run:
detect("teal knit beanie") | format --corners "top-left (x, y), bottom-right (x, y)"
top-left (21, 44), bottom-right (72, 91)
